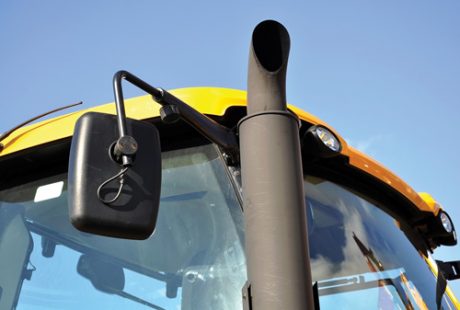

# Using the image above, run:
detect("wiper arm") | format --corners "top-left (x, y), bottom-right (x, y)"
top-left (318, 271), bottom-right (415, 309)
top-left (352, 233), bottom-right (418, 309)
top-left (0, 101), bottom-right (82, 151)
top-left (352, 232), bottom-right (384, 271)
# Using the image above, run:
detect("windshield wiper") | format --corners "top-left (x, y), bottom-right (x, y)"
top-left (352, 232), bottom-right (415, 309)
top-left (0, 101), bottom-right (82, 151)
top-left (318, 269), bottom-right (416, 309)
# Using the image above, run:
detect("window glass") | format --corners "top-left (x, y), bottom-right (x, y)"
top-left (2, 145), bottom-right (456, 309)
top-left (0, 144), bottom-right (246, 310)
top-left (305, 176), bottom-right (454, 309)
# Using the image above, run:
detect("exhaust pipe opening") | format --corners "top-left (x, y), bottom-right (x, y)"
top-left (252, 20), bottom-right (290, 72)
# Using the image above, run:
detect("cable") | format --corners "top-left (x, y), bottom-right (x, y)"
top-left (97, 167), bottom-right (129, 204)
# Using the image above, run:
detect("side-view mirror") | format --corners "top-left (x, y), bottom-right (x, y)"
top-left (68, 112), bottom-right (161, 239)
top-left (67, 69), bottom-right (238, 240)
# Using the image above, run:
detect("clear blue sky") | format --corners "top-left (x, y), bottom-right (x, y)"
top-left (1, 0), bottom-right (459, 301)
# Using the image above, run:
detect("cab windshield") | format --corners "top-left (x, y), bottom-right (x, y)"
top-left (0, 144), bottom-right (454, 309)
top-left (0, 144), bottom-right (246, 310)
top-left (305, 176), bottom-right (454, 309)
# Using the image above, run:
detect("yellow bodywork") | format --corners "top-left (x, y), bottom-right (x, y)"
top-left (425, 254), bottom-right (460, 307)
top-left (0, 87), bottom-right (439, 216)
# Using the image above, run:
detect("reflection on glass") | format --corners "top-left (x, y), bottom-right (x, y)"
top-left (0, 144), bottom-right (246, 310)
top-left (2, 147), bottom-right (457, 309)
top-left (305, 176), bottom-right (455, 309)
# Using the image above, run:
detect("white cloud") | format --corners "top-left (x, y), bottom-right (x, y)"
top-left (345, 134), bottom-right (390, 156)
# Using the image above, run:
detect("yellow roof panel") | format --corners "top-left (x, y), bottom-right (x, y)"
top-left (0, 87), bottom-right (435, 215)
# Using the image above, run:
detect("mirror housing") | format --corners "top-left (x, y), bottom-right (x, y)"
top-left (68, 112), bottom-right (161, 240)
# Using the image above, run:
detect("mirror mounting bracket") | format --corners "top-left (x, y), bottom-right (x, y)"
top-left (113, 70), bottom-right (239, 163)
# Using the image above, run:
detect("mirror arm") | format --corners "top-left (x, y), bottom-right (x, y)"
top-left (153, 88), bottom-right (239, 162)
top-left (113, 70), bottom-right (239, 163)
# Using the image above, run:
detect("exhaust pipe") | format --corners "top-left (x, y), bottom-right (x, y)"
top-left (239, 20), bottom-right (315, 309)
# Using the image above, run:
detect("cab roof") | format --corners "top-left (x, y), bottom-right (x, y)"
top-left (0, 87), bottom-right (438, 216)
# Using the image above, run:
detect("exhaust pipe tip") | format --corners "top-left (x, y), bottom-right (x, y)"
top-left (248, 20), bottom-right (291, 113)
top-left (251, 20), bottom-right (290, 73)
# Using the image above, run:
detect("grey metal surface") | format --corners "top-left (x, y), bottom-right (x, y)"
top-left (239, 20), bottom-right (315, 309)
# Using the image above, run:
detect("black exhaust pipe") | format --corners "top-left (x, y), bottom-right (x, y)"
top-left (239, 20), bottom-right (315, 309)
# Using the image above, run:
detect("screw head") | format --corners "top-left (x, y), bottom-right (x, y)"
top-left (115, 136), bottom-right (138, 156)
top-left (160, 105), bottom-right (180, 123)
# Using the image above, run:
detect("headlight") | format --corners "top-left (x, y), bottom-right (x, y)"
top-left (440, 211), bottom-right (453, 234)
top-left (432, 210), bottom-right (457, 246)
top-left (302, 125), bottom-right (342, 159)
top-left (314, 126), bottom-right (341, 152)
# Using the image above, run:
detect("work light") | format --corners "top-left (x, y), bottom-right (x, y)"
top-left (433, 210), bottom-right (457, 246)
top-left (302, 125), bottom-right (342, 159)
top-left (440, 211), bottom-right (453, 234)
top-left (314, 126), bottom-right (341, 152)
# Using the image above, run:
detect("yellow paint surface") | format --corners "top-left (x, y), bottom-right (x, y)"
top-left (0, 87), bottom-right (437, 215)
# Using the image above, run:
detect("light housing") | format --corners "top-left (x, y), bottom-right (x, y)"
top-left (417, 193), bottom-right (457, 247)
top-left (314, 126), bottom-right (341, 152)
top-left (430, 210), bottom-right (457, 246)
top-left (440, 211), bottom-right (453, 234)
top-left (301, 125), bottom-right (342, 159)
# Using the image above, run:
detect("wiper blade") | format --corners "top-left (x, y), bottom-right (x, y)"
top-left (318, 270), bottom-right (415, 309)
top-left (0, 101), bottom-right (82, 151)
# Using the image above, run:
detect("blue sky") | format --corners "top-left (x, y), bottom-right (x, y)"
top-left (1, 0), bottom-right (459, 301)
